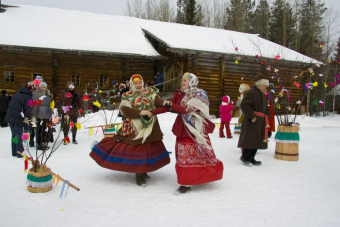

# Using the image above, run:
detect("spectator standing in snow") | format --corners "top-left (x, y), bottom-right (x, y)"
top-left (154, 70), bottom-right (164, 92)
top-left (5, 81), bottom-right (37, 158)
top-left (0, 90), bottom-right (9, 127)
top-left (238, 75), bottom-right (270, 167)
top-left (152, 72), bottom-right (223, 195)
top-left (219, 95), bottom-right (234, 138)
top-left (91, 87), bottom-right (102, 113)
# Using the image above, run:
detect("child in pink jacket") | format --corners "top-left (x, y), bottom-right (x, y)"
top-left (219, 95), bottom-right (234, 138)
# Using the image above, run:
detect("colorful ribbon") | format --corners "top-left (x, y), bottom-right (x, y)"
top-left (60, 180), bottom-right (70, 199)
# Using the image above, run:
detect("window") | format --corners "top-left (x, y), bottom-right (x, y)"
top-left (71, 75), bottom-right (80, 86)
top-left (33, 73), bottom-right (42, 81)
top-left (5, 71), bottom-right (15, 82)
top-left (99, 76), bottom-right (108, 87)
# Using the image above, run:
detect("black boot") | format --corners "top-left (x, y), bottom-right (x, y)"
top-left (135, 173), bottom-right (146, 187)
top-left (240, 149), bottom-right (252, 166)
top-left (72, 133), bottom-right (78, 144)
top-left (250, 149), bottom-right (261, 166)
top-left (174, 186), bottom-right (191, 195)
top-left (142, 173), bottom-right (150, 181)
top-left (37, 143), bottom-right (50, 150)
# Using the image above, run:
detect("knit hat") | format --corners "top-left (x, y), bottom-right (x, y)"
top-left (39, 82), bottom-right (47, 88)
top-left (254, 74), bottom-right (269, 87)
top-left (222, 95), bottom-right (230, 105)
top-left (26, 81), bottom-right (37, 92)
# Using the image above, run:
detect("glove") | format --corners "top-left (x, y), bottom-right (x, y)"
top-left (164, 103), bottom-right (172, 110)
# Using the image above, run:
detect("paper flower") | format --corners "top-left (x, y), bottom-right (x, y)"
top-left (88, 105), bottom-right (92, 109)
top-left (286, 97), bottom-right (291, 100)
top-left (319, 74), bottom-right (323, 77)
top-left (330, 82), bottom-right (336, 87)
top-left (278, 93), bottom-right (283, 97)
top-left (255, 54), bottom-right (259, 59)
top-left (315, 63), bottom-right (320, 67)
top-left (99, 90), bottom-right (102, 93)
top-left (274, 68), bottom-right (279, 73)
top-left (311, 72), bottom-right (315, 76)
top-left (32, 79), bottom-right (41, 86)
top-left (21, 133), bottom-right (30, 141)
top-left (296, 100), bottom-right (301, 105)
top-left (324, 83), bottom-right (328, 88)
top-left (66, 93), bottom-right (72, 98)
top-left (337, 79), bottom-right (340, 85)
top-left (293, 82), bottom-right (300, 88)
top-left (319, 100), bottom-right (324, 106)
top-left (69, 122), bottom-right (74, 127)
top-left (92, 101), bottom-right (101, 108)
top-left (33, 100), bottom-right (41, 106)
top-left (338, 59), bottom-right (340, 64)
top-left (276, 104), bottom-right (281, 109)
top-left (52, 116), bottom-right (60, 124)
top-left (112, 89), bottom-right (116, 93)
top-left (335, 74), bottom-right (339, 78)
top-left (235, 47), bottom-right (238, 51)
top-left (318, 43), bottom-right (323, 47)
top-left (27, 100), bottom-right (34, 106)
top-left (235, 60), bottom-right (239, 64)
top-left (287, 106), bottom-right (291, 110)
top-left (313, 100), bottom-right (318, 105)
top-left (117, 92), bottom-right (121, 95)
top-left (275, 55), bottom-right (281, 60)
top-left (62, 106), bottom-right (72, 113)
top-left (260, 61), bottom-right (264, 65)
top-left (313, 81), bottom-right (318, 87)
top-left (82, 95), bottom-right (91, 101)
top-left (75, 123), bottom-right (82, 130)
top-left (79, 109), bottom-right (83, 113)
top-left (275, 97), bottom-right (279, 103)
top-left (62, 136), bottom-right (70, 144)
top-left (266, 65), bottom-right (271, 71)
top-left (12, 136), bottom-right (18, 144)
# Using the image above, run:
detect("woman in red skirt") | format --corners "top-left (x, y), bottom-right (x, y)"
top-left (90, 74), bottom-right (170, 187)
top-left (153, 72), bottom-right (224, 194)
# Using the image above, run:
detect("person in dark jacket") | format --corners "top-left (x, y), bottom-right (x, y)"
top-left (91, 87), bottom-right (102, 113)
top-left (5, 82), bottom-right (37, 158)
top-left (238, 74), bottom-right (270, 166)
top-left (119, 79), bottom-right (130, 94)
top-left (58, 81), bottom-right (83, 145)
top-left (32, 82), bottom-right (53, 150)
top-left (0, 90), bottom-right (9, 127)
top-left (154, 71), bottom-right (164, 92)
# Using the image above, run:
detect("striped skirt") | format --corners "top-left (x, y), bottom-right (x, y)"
top-left (90, 137), bottom-right (170, 173)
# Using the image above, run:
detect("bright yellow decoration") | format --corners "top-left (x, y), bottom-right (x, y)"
top-left (75, 123), bottom-right (82, 130)
top-left (92, 101), bottom-right (101, 108)
top-left (89, 127), bottom-right (94, 136)
top-left (117, 123), bottom-right (122, 131)
top-left (278, 93), bottom-right (283, 97)
top-left (324, 83), bottom-right (328, 88)
top-left (99, 90), bottom-right (102, 93)
top-left (216, 123), bottom-right (220, 129)
top-left (52, 175), bottom-right (60, 186)
top-left (50, 100), bottom-right (55, 109)
top-left (313, 81), bottom-right (318, 87)
top-left (312, 72), bottom-right (315, 76)
top-left (112, 102), bottom-right (116, 105)
top-left (235, 60), bottom-right (239, 64)
top-left (276, 104), bottom-right (281, 109)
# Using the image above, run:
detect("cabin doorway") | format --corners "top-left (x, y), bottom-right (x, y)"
top-left (162, 62), bottom-right (183, 92)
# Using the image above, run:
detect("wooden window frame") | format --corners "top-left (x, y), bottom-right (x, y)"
top-left (4, 71), bottom-right (15, 83)
top-left (32, 72), bottom-right (43, 81)
top-left (71, 75), bottom-right (80, 86)
top-left (98, 76), bottom-right (109, 88)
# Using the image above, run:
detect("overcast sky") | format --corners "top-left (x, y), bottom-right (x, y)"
top-left (2, 0), bottom-right (340, 17)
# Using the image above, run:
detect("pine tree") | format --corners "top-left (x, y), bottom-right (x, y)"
top-left (185, 0), bottom-right (197, 25)
top-left (176, 0), bottom-right (186, 24)
top-left (269, 0), bottom-right (295, 49)
top-left (298, 0), bottom-right (327, 59)
top-left (250, 0), bottom-right (270, 39)
top-left (196, 4), bottom-right (204, 26)
top-left (225, 0), bottom-right (254, 32)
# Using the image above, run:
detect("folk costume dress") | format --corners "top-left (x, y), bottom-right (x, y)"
top-left (90, 83), bottom-right (170, 173)
top-left (153, 74), bottom-right (223, 185)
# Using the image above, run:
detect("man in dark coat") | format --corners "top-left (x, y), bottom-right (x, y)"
top-left (238, 74), bottom-right (270, 166)
top-left (5, 82), bottom-right (37, 157)
top-left (154, 71), bottom-right (164, 92)
top-left (0, 90), bottom-right (9, 127)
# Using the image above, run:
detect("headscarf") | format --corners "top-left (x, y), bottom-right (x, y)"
top-left (180, 73), bottom-right (211, 147)
top-left (120, 74), bottom-right (157, 143)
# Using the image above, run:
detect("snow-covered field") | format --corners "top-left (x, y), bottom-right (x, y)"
top-left (1, 111), bottom-right (340, 227)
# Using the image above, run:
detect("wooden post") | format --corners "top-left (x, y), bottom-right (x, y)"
top-left (220, 55), bottom-right (225, 99)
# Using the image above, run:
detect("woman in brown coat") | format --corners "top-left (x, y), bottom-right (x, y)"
top-left (238, 75), bottom-right (270, 166)
top-left (90, 74), bottom-right (170, 187)
top-left (58, 81), bottom-right (83, 145)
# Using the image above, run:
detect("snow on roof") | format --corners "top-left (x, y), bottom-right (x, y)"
top-left (0, 5), bottom-right (320, 64)
top-left (139, 19), bottom-right (321, 64)
top-left (327, 84), bottom-right (340, 96)
top-left (0, 5), bottom-right (161, 57)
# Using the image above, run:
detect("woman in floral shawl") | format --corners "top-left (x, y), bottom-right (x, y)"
top-left (153, 72), bottom-right (223, 194)
top-left (90, 74), bottom-right (170, 187)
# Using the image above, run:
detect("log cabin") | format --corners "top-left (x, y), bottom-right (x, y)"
top-left (0, 5), bottom-right (321, 116)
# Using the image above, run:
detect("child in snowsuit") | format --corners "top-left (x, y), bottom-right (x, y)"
top-left (219, 95), bottom-right (234, 138)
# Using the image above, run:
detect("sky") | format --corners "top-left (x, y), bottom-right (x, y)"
top-left (2, 0), bottom-right (340, 17)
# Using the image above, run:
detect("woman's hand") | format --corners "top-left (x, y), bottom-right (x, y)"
top-left (140, 110), bottom-right (153, 118)
top-left (163, 101), bottom-right (172, 110)
top-left (251, 117), bottom-right (256, 122)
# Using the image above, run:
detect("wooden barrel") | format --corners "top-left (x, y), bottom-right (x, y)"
top-left (104, 126), bottom-right (116, 137)
top-left (234, 124), bottom-right (241, 134)
top-left (274, 125), bottom-right (300, 161)
top-left (27, 164), bottom-right (53, 193)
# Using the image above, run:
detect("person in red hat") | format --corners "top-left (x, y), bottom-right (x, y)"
top-left (5, 81), bottom-right (37, 158)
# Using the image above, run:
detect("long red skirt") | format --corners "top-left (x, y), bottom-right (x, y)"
top-left (90, 137), bottom-right (170, 173)
top-left (175, 136), bottom-right (223, 185)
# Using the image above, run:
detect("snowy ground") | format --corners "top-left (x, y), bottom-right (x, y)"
top-left (1, 111), bottom-right (340, 227)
